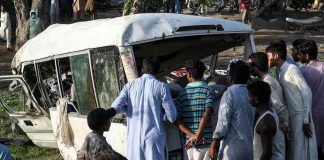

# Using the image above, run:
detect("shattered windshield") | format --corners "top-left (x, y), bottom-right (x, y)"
top-left (133, 33), bottom-right (249, 78)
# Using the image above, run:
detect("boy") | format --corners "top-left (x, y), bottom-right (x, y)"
top-left (77, 108), bottom-right (126, 160)
top-left (247, 80), bottom-right (285, 160)
top-left (176, 60), bottom-right (214, 160)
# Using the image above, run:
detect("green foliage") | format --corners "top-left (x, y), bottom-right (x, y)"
top-left (1, 90), bottom-right (25, 112)
top-left (0, 91), bottom-right (60, 159)
top-left (0, 105), bottom-right (13, 137)
top-left (0, 91), bottom-right (24, 138)
top-left (9, 145), bottom-right (60, 160)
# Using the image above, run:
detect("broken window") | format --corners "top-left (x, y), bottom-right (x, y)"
top-left (37, 61), bottom-right (60, 108)
top-left (23, 64), bottom-right (44, 107)
top-left (133, 33), bottom-right (249, 79)
top-left (0, 79), bottom-right (31, 114)
top-left (57, 58), bottom-right (73, 99)
top-left (90, 47), bottom-right (121, 110)
top-left (70, 54), bottom-right (96, 114)
top-left (212, 35), bottom-right (248, 86)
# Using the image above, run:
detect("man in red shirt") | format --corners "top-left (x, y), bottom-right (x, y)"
top-left (240, 0), bottom-right (251, 25)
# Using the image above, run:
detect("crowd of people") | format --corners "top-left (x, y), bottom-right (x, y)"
top-left (0, 5), bottom-right (46, 51)
top-left (49, 0), bottom-right (96, 22)
top-left (77, 39), bottom-right (323, 160)
top-left (0, 0), bottom-right (96, 51)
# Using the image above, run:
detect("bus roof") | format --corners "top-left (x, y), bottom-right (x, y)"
top-left (12, 13), bottom-right (252, 69)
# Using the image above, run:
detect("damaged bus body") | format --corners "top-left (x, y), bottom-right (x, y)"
top-left (0, 13), bottom-right (255, 159)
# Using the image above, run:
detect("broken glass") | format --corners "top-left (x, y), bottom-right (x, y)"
top-left (70, 54), bottom-right (96, 114)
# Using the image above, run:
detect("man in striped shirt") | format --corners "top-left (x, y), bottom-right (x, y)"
top-left (176, 60), bottom-right (215, 160)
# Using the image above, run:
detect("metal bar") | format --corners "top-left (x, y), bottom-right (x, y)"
top-left (88, 51), bottom-right (100, 108)
top-left (34, 63), bottom-right (51, 108)
top-left (54, 59), bottom-right (63, 98)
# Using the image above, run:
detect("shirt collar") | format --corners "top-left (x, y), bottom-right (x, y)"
top-left (228, 84), bottom-right (246, 90)
top-left (261, 74), bottom-right (268, 80)
top-left (187, 81), bottom-right (206, 87)
top-left (141, 74), bottom-right (156, 79)
top-left (279, 61), bottom-right (289, 72)
top-left (308, 60), bottom-right (317, 65)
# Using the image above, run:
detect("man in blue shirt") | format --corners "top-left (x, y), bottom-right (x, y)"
top-left (111, 57), bottom-right (177, 160)
top-left (0, 144), bottom-right (13, 160)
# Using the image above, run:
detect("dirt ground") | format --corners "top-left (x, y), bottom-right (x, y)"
top-left (1, 7), bottom-right (324, 75)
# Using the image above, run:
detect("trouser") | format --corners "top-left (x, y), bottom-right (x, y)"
top-left (318, 147), bottom-right (324, 160)
top-left (241, 10), bottom-right (251, 25)
top-left (50, 13), bottom-right (59, 24)
top-left (0, 28), bottom-right (11, 49)
top-left (184, 147), bottom-right (210, 160)
top-left (175, 0), bottom-right (181, 13)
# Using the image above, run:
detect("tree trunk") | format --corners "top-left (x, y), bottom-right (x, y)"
top-left (123, 0), bottom-right (143, 15)
top-left (14, 0), bottom-right (28, 50)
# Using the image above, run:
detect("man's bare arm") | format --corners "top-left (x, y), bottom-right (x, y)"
top-left (196, 108), bottom-right (213, 140)
top-left (256, 114), bottom-right (276, 160)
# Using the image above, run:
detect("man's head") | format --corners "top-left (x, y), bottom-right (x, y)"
top-left (227, 59), bottom-right (250, 85)
top-left (296, 40), bottom-right (318, 64)
top-left (247, 80), bottom-right (271, 108)
top-left (30, 11), bottom-right (37, 19)
top-left (185, 59), bottom-right (206, 82)
top-left (270, 39), bottom-right (287, 53)
top-left (142, 57), bottom-right (160, 75)
top-left (87, 108), bottom-right (116, 132)
top-left (248, 52), bottom-right (269, 77)
top-left (1, 5), bottom-right (5, 12)
top-left (292, 39), bottom-right (307, 62)
top-left (265, 42), bottom-right (287, 67)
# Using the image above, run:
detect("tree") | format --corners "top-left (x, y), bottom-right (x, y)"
top-left (10, 0), bottom-right (50, 50)
top-left (14, 0), bottom-right (28, 50)
top-left (122, 0), bottom-right (162, 15)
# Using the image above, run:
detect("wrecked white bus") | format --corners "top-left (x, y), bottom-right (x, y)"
top-left (0, 13), bottom-right (256, 159)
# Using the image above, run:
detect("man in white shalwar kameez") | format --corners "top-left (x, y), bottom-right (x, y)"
top-left (0, 5), bottom-right (12, 51)
top-left (209, 59), bottom-right (255, 160)
top-left (266, 42), bottom-right (318, 160)
top-left (111, 57), bottom-right (177, 160)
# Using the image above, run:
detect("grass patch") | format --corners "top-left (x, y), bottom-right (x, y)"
top-left (0, 85), bottom-right (60, 159)
top-left (9, 145), bottom-right (60, 160)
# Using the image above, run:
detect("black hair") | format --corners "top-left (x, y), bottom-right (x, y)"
top-left (247, 80), bottom-right (271, 104)
top-left (292, 39), bottom-right (307, 49)
top-left (297, 40), bottom-right (318, 60)
top-left (0, 5), bottom-right (7, 12)
top-left (87, 108), bottom-right (115, 131)
top-left (185, 59), bottom-right (206, 80)
top-left (228, 59), bottom-right (250, 84)
top-left (142, 57), bottom-right (160, 75)
top-left (265, 42), bottom-right (287, 60)
top-left (270, 39), bottom-right (287, 56)
top-left (248, 52), bottom-right (268, 72)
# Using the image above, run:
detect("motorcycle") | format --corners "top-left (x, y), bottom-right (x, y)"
top-left (186, 0), bottom-right (209, 15)
top-left (287, 0), bottom-right (313, 11)
top-left (215, 0), bottom-right (239, 12)
top-left (251, 0), bottom-right (313, 12)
